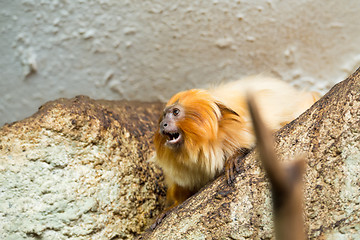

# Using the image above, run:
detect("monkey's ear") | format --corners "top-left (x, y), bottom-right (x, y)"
top-left (215, 102), bottom-right (239, 117)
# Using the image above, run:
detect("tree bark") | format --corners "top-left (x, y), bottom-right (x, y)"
top-left (139, 67), bottom-right (360, 239)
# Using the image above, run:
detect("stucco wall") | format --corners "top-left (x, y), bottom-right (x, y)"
top-left (1, 0), bottom-right (360, 126)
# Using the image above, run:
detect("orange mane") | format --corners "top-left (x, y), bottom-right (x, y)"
top-left (154, 89), bottom-right (247, 190)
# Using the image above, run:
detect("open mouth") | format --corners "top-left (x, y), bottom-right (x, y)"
top-left (164, 131), bottom-right (182, 146)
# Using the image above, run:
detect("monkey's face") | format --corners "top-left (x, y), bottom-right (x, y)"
top-left (155, 89), bottom-right (222, 153)
top-left (159, 104), bottom-right (185, 148)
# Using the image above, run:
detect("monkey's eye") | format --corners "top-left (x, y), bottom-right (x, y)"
top-left (172, 108), bottom-right (180, 116)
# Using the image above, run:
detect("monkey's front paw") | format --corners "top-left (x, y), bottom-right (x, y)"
top-left (225, 148), bottom-right (251, 185)
top-left (149, 211), bottom-right (170, 231)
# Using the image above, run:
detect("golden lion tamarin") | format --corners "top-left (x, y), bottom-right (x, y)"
top-left (154, 76), bottom-right (320, 210)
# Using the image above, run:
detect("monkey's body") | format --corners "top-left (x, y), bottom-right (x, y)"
top-left (154, 76), bottom-right (319, 210)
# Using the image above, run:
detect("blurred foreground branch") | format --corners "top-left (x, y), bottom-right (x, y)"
top-left (248, 94), bottom-right (305, 240)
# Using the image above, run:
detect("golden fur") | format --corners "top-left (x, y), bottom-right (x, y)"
top-left (154, 76), bottom-right (320, 209)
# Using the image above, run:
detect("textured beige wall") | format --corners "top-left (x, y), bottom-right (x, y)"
top-left (1, 0), bottom-right (360, 126)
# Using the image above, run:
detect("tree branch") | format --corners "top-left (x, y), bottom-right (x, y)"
top-left (248, 93), bottom-right (305, 240)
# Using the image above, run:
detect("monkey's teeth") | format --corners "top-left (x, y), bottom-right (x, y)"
top-left (166, 132), bottom-right (181, 145)
top-left (169, 133), bottom-right (179, 140)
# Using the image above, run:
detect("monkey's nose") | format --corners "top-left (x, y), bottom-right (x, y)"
top-left (160, 120), bottom-right (168, 132)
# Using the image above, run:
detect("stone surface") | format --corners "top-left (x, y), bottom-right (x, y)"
top-left (1, 68), bottom-right (360, 240)
top-left (140, 68), bottom-right (360, 239)
top-left (0, 96), bottom-right (166, 239)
